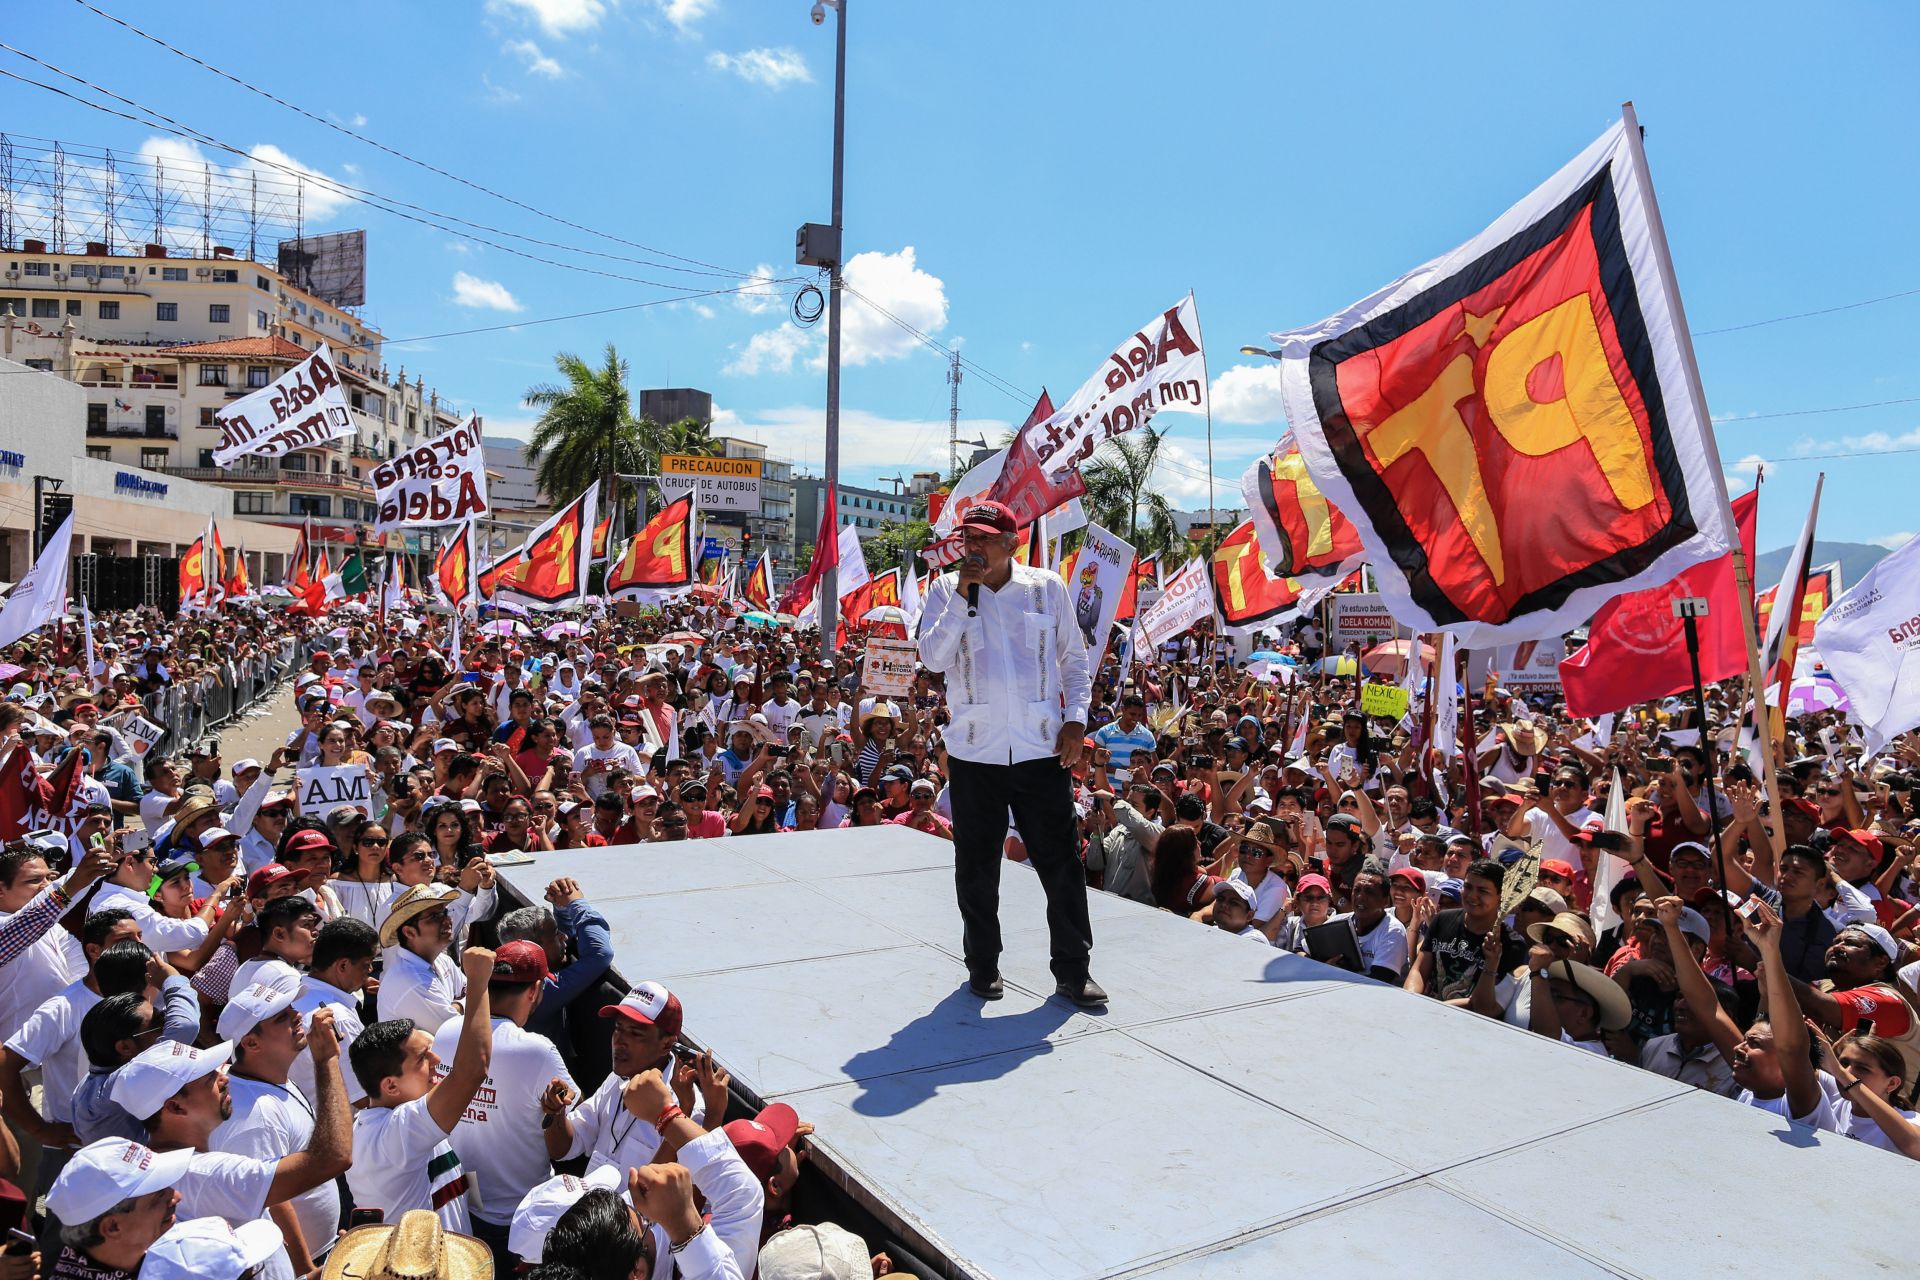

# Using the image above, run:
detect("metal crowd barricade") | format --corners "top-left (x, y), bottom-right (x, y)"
top-left (140, 637), bottom-right (299, 753)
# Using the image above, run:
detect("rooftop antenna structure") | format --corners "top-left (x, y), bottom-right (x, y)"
top-left (880, 473), bottom-right (906, 495)
top-left (946, 348), bottom-right (962, 478)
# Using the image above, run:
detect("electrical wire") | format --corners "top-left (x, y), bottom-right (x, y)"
top-left (0, 50), bottom-right (766, 289)
top-left (838, 281), bottom-right (1034, 407)
top-left (1693, 286), bottom-right (1920, 336)
top-left (67, 0), bottom-right (754, 279)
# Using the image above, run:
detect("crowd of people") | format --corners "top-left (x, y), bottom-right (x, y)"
top-left (0, 581), bottom-right (1910, 1279)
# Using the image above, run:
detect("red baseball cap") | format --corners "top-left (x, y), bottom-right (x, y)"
top-left (957, 500), bottom-right (1017, 535)
top-left (491, 940), bottom-right (551, 985)
top-left (1835, 828), bottom-right (1885, 859)
top-left (246, 864), bottom-right (310, 897)
top-left (282, 829), bottom-right (335, 858)
top-left (1388, 866), bottom-right (1427, 892)
top-left (1296, 873), bottom-right (1333, 896)
top-left (599, 981), bottom-right (683, 1037)
top-left (722, 1102), bottom-right (798, 1186)
top-left (1539, 859), bottom-right (1578, 879)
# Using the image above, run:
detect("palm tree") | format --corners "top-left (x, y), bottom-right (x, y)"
top-left (1082, 427), bottom-right (1181, 557)
top-left (523, 344), bottom-right (646, 505)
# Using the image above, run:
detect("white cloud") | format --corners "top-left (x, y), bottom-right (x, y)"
top-left (488, 0), bottom-right (607, 36)
top-left (137, 137), bottom-right (352, 221)
top-left (1797, 425), bottom-right (1920, 455)
top-left (504, 39), bottom-right (567, 77)
top-left (482, 74), bottom-right (522, 104)
top-left (1869, 532), bottom-right (1915, 550)
top-left (734, 263), bottom-right (784, 315)
top-left (732, 246), bottom-right (949, 374)
top-left (445, 241), bottom-right (474, 255)
top-left (1723, 452), bottom-right (1766, 491)
top-left (451, 272), bottom-right (524, 312)
top-left (706, 47), bottom-right (812, 89)
top-left (723, 325), bottom-right (811, 376)
top-left (655, 0), bottom-right (715, 34)
top-left (1151, 438), bottom-right (1243, 507)
top-left (839, 246), bottom-right (948, 367)
top-left (1208, 363), bottom-right (1286, 425)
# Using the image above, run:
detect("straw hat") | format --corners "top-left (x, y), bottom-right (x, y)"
top-left (1500, 722), bottom-right (1545, 756)
top-left (1546, 958), bottom-right (1633, 1032)
top-left (859, 700), bottom-right (900, 728)
top-left (364, 691), bottom-right (405, 717)
top-left (322, 1210), bottom-right (491, 1280)
top-left (379, 883), bottom-right (461, 949)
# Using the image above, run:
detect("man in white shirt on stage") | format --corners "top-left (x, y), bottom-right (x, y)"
top-left (918, 500), bottom-right (1105, 1008)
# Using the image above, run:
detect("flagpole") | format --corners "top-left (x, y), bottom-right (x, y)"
top-left (1620, 99), bottom-right (1778, 797)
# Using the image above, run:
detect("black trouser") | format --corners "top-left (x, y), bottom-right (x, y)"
top-left (947, 754), bottom-right (1093, 987)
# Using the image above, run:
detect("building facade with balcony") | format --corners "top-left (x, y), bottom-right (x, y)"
top-left (0, 240), bottom-right (466, 555)
top-left (791, 476), bottom-right (919, 563)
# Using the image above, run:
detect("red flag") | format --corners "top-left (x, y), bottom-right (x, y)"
top-left (1210, 519), bottom-right (1305, 630)
top-left (984, 390), bottom-right (1081, 527)
top-left (436, 522), bottom-right (475, 610)
top-left (177, 536), bottom-right (207, 603)
top-left (1559, 488), bottom-right (1758, 717)
top-left (1241, 434), bottom-right (1367, 580)
top-left (1115, 554), bottom-right (1158, 624)
top-left (225, 545), bottom-right (251, 598)
top-left (591, 513), bottom-right (611, 558)
top-left (0, 742), bottom-right (85, 840)
top-left (498, 485), bottom-right (597, 608)
top-left (777, 483), bottom-right (836, 616)
top-left (1757, 565), bottom-right (1836, 648)
top-left (608, 492), bottom-right (697, 598)
top-left (742, 552), bottom-right (772, 612)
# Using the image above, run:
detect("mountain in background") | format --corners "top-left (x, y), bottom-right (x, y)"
top-left (1751, 541), bottom-right (1891, 591)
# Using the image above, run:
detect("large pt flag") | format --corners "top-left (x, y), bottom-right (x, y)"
top-left (1268, 116), bottom-right (1734, 645)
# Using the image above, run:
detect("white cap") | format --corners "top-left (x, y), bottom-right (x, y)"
top-left (6, 683), bottom-right (31, 700)
top-left (1213, 879), bottom-right (1257, 909)
top-left (1842, 921), bottom-right (1901, 961)
top-left (509, 1165), bottom-right (622, 1262)
top-left (633, 784), bottom-right (659, 800)
top-left (46, 1138), bottom-right (194, 1222)
top-left (231, 758), bottom-right (262, 775)
top-left (758, 1224), bottom-right (874, 1280)
top-left (108, 1039), bottom-right (233, 1120)
top-left (432, 738), bottom-right (458, 754)
top-left (215, 968), bottom-right (301, 1043)
top-left (1675, 906), bottom-right (1712, 944)
top-left (143, 1216), bottom-right (285, 1280)
top-left (198, 826), bottom-right (238, 847)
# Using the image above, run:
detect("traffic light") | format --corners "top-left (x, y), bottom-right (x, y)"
top-left (741, 527), bottom-right (753, 551)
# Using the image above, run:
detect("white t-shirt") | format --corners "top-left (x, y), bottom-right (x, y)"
top-left (1228, 867), bottom-right (1292, 923)
top-left (178, 1151), bottom-right (296, 1280)
top-left (1342, 911), bottom-right (1411, 980)
top-left (139, 789), bottom-right (175, 835)
top-left (0, 895), bottom-right (84, 1044)
top-left (431, 1016), bottom-right (577, 1224)
top-left (90, 883), bottom-right (210, 954)
top-left (571, 742), bottom-right (643, 799)
top-left (349, 1095), bottom-right (472, 1233)
top-left (1737, 1070), bottom-right (1841, 1132)
top-left (212, 1075), bottom-right (339, 1262)
top-left (291, 977), bottom-right (367, 1106)
top-left (565, 1069), bottom-right (706, 1175)
top-left (1837, 1098), bottom-right (1920, 1153)
top-left (5, 977), bottom-right (101, 1122)
top-left (1526, 804), bottom-right (1594, 868)
top-left (378, 946), bottom-right (463, 1029)
top-left (760, 697), bottom-right (801, 739)
top-left (331, 878), bottom-right (401, 932)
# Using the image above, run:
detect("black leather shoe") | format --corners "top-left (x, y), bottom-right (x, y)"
top-left (968, 973), bottom-right (1005, 1000)
top-left (1056, 977), bottom-right (1108, 1008)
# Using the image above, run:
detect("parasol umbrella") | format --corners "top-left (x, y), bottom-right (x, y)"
top-left (0, 664), bottom-right (21, 682)
top-left (542, 621), bottom-right (586, 640)
top-left (482, 601), bottom-right (530, 619)
top-left (658, 630), bottom-right (706, 647)
top-left (1247, 649), bottom-right (1291, 663)
top-left (742, 611), bottom-right (779, 628)
top-left (479, 619), bottom-right (529, 638)
top-left (1359, 638), bottom-right (1435, 679)
top-left (862, 606), bottom-right (908, 625)
top-left (1316, 655), bottom-right (1364, 677)
top-left (1787, 674), bottom-right (1850, 717)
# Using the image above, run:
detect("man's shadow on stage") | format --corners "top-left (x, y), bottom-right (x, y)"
top-left (839, 986), bottom-right (1088, 1117)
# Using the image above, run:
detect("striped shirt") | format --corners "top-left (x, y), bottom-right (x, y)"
top-left (1092, 720), bottom-right (1157, 788)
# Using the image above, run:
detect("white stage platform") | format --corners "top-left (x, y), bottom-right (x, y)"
top-left (498, 827), bottom-right (1917, 1278)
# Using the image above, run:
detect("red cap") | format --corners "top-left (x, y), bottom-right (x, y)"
top-left (1836, 828), bottom-right (1885, 859)
top-left (1540, 859), bottom-right (1577, 879)
top-left (1782, 795), bottom-right (1820, 819)
top-left (957, 500), bottom-right (1017, 535)
top-left (246, 864), bottom-right (311, 897)
top-left (491, 940), bottom-right (551, 984)
top-left (1388, 867), bottom-right (1427, 892)
top-left (1296, 873), bottom-right (1333, 895)
top-left (598, 981), bottom-right (683, 1036)
top-left (755, 786), bottom-right (775, 801)
top-left (282, 829), bottom-right (335, 858)
top-left (72, 702), bottom-right (98, 716)
top-left (723, 1102), bottom-right (799, 1186)
top-left (310, 650), bottom-right (331, 661)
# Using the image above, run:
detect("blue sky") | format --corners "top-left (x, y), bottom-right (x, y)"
top-left (8, 0), bottom-right (1918, 553)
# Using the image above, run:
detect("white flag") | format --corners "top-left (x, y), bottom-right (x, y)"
top-left (1139, 558), bottom-right (1211, 651)
top-left (1014, 294), bottom-right (1208, 486)
top-left (1813, 532), bottom-right (1920, 751)
top-left (80, 594), bottom-right (97, 687)
top-left (212, 342), bottom-right (355, 467)
top-left (0, 513), bottom-right (75, 649)
top-left (1432, 631), bottom-right (1459, 758)
top-left (899, 555), bottom-right (923, 629)
top-left (835, 524), bottom-right (870, 597)
top-left (1588, 767), bottom-right (1633, 933)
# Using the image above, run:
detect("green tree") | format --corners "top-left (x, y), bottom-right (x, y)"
top-left (862, 518), bottom-right (934, 573)
top-left (1082, 427), bottom-right (1181, 557)
top-left (523, 344), bottom-right (645, 507)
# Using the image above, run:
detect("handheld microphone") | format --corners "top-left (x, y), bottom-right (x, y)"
top-left (963, 553), bottom-right (985, 617)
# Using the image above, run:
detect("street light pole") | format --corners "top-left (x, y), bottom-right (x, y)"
top-left (817, 0), bottom-right (847, 665)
